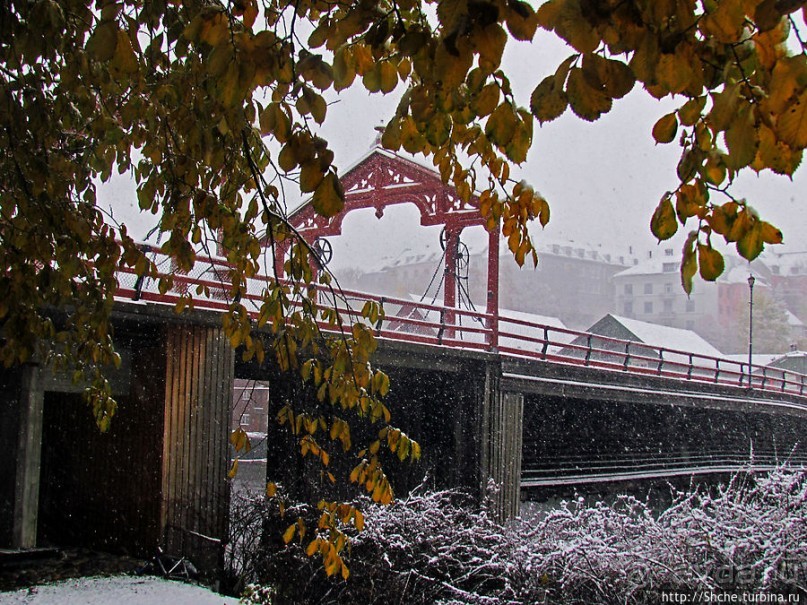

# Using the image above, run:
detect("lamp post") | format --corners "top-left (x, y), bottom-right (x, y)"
top-left (747, 274), bottom-right (755, 388)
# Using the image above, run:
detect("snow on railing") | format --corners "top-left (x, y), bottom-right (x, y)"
top-left (114, 245), bottom-right (807, 400)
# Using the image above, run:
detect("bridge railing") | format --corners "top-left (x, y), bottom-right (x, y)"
top-left (113, 245), bottom-right (807, 400)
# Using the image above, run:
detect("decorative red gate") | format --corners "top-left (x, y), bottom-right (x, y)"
top-left (275, 146), bottom-right (501, 347)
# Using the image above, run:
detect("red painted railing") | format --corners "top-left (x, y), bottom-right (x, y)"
top-left (115, 246), bottom-right (807, 401)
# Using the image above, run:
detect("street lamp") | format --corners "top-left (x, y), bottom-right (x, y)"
top-left (747, 274), bottom-right (755, 388)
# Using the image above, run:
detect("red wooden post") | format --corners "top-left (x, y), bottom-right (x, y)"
top-left (487, 227), bottom-right (500, 350)
top-left (443, 227), bottom-right (461, 340)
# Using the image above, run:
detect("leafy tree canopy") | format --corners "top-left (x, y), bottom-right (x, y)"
top-left (2, 0), bottom-right (807, 574)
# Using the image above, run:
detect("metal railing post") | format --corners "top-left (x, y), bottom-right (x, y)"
top-left (542, 327), bottom-right (549, 359)
top-left (584, 334), bottom-right (592, 365)
top-left (375, 297), bottom-right (386, 336)
top-left (437, 309), bottom-right (445, 345)
top-left (623, 342), bottom-right (631, 370)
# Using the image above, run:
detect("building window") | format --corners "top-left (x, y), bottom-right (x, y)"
top-left (686, 300), bottom-right (695, 312)
top-left (663, 262), bottom-right (677, 273)
top-left (665, 248), bottom-right (674, 257)
top-left (624, 284), bottom-right (633, 295)
top-left (624, 301), bottom-right (633, 315)
top-left (665, 283), bottom-right (673, 294)
top-left (644, 283), bottom-right (653, 294)
top-left (663, 299), bottom-right (673, 313)
top-left (644, 301), bottom-right (653, 314)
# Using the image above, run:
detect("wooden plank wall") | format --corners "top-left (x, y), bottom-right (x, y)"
top-left (482, 368), bottom-right (524, 521)
top-left (162, 324), bottom-right (233, 574)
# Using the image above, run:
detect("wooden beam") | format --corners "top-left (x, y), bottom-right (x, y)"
top-left (13, 364), bottom-right (44, 548)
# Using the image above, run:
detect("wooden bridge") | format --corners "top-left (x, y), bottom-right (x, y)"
top-left (3, 148), bottom-right (806, 575)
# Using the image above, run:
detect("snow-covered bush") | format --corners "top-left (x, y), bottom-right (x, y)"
top-left (234, 466), bottom-right (807, 604)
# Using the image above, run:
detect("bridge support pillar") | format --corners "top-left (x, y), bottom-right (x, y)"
top-left (480, 366), bottom-right (523, 520)
top-left (0, 364), bottom-right (44, 549)
top-left (161, 325), bottom-right (234, 573)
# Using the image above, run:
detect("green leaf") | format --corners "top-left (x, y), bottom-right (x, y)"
top-left (650, 196), bottom-right (678, 241)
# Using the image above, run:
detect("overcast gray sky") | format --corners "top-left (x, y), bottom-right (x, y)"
top-left (101, 28), bottom-right (807, 270)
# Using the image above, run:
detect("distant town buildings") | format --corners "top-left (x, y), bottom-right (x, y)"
top-left (335, 237), bottom-right (807, 356)
top-left (611, 246), bottom-right (806, 354)
top-left (231, 379), bottom-right (270, 433)
top-left (340, 236), bottom-right (641, 331)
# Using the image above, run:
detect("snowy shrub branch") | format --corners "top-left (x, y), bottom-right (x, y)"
top-left (233, 466), bottom-right (807, 604)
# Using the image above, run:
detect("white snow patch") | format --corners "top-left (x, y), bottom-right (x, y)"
top-left (0, 575), bottom-right (239, 605)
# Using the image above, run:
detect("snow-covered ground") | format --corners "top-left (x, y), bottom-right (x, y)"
top-left (0, 575), bottom-right (239, 605)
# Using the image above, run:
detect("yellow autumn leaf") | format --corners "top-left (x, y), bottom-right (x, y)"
top-left (505, 1), bottom-right (538, 41)
top-left (312, 171), bottom-right (345, 217)
top-left (703, 157), bottom-right (726, 186)
top-left (681, 232), bottom-right (698, 295)
top-left (760, 221), bottom-right (783, 244)
top-left (710, 83), bottom-right (741, 133)
top-left (698, 244), bottom-right (725, 281)
top-left (282, 523), bottom-right (296, 544)
top-left (554, 0), bottom-right (600, 53)
top-left (199, 11), bottom-right (230, 47)
top-left (566, 67), bottom-right (611, 122)
top-left (652, 113), bottom-right (678, 144)
top-left (700, 0), bottom-right (746, 44)
top-left (655, 51), bottom-right (694, 95)
top-left (678, 97), bottom-right (706, 127)
top-left (473, 83), bottom-right (500, 117)
top-left (266, 482), bottom-right (277, 497)
top-left (86, 21), bottom-right (118, 62)
top-left (650, 196), bottom-right (678, 241)
top-left (473, 23), bottom-right (507, 72)
top-left (738, 222), bottom-right (765, 260)
top-left (378, 61), bottom-right (398, 94)
top-left (485, 102), bottom-right (518, 146)
top-left (753, 123), bottom-right (802, 176)
top-left (227, 458), bottom-right (239, 479)
top-left (299, 162), bottom-right (325, 193)
top-left (530, 74), bottom-right (568, 123)
top-left (333, 46), bottom-right (356, 91)
top-left (775, 90), bottom-right (807, 150)
top-left (724, 106), bottom-right (758, 170)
